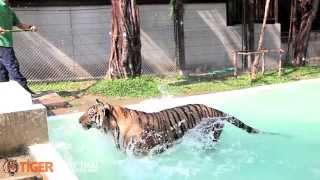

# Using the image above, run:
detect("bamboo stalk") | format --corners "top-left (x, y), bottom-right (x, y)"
top-left (251, 0), bottom-right (271, 80)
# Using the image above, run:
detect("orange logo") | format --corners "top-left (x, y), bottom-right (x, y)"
top-left (2, 159), bottom-right (53, 176)
top-left (20, 161), bottom-right (53, 173)
top-left (2, 159), bottom-right (19, 176)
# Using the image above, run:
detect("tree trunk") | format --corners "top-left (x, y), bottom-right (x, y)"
top-left (243, 0), bottom-right (255, 70)
top-left (292, 0), bottom-right (319, 66)
top-left (241, 0), bottom-right (253, 69)
top-left (286, 0), bottom-right (297, 64)
top-left (251, 0), bottom-right (271, 80)
top-left (173, 0), bottom-right (185, 71)
top-left (107, 0), bottom-right (142, 79)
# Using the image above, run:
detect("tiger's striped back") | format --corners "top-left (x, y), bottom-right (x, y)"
top-left (146, 104), bottom-right (259, 138)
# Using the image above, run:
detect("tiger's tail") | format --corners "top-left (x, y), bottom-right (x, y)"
top-left (220, 114), bottom-right (260, 134)
top-left (202, 105), bottom-right (259, 134)
top-left (222, 115), bottom-right (290, 138)
top-left (205, 106), bottom-right (285, 136)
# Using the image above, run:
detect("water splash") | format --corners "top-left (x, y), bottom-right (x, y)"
top-left (182, 118), bottom-right (224, 152)
top-left (157, 83), bottom-right (173, 98)
top-left (107, 118), bottom-right (244, 180)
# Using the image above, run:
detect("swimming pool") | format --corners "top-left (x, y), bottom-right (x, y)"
top-left (48, 79), bottom-right (320, 180)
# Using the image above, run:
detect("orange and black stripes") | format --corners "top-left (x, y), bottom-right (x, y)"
top-left (145, 104), bottom-right (259, 138)
top-left (80, 101), bottom-right (260, 155)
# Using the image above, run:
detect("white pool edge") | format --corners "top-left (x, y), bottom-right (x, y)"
top-left (128, 78), bottom-right (320, 111)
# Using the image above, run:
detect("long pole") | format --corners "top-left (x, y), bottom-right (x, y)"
top-left (4, 29), bottom-right (32, 32)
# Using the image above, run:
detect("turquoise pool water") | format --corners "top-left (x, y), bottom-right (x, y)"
top-left (48, 80), bottom-right (320, 180)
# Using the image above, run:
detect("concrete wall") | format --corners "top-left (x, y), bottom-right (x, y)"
top-left (13, 4), bottom-right (281, 81)
top-left (184, 4), bottom-right (281, 71)
top-left (307, 33), bottom-right (320, 63)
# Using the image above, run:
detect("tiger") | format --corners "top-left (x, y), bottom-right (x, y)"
top-left (79, 99), bottom-right (260, 155)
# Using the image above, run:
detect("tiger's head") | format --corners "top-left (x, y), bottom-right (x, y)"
top-left (79, 99), bottom-right (117, 131)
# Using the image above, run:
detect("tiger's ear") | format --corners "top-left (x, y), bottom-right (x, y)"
top-left (96, 99), bottom-right (104, 105)
top-left (101, 103), bottom-right (112, 116)
top-left (104, 103), bottom-right (112, 111)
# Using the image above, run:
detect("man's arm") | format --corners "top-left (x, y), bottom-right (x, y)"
top-left (16, 23), bottom-right (37, 32)
top-left (12, 9), bottom-right (37, 32)
top-left (0, 24), bottom-right (37, 33)
top-left (0, 27), bottom-right (4, 34)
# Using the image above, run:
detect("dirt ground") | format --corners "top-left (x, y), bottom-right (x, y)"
top-left (48, 94), bottom-right (144, 116)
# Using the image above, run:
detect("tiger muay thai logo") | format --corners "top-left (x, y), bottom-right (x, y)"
top-left (2, 158), bottom-right (19, 176)
top-left (1, 158), bottom-right (54, 176)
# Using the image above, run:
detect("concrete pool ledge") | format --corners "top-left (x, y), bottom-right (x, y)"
top-left (0, 81), bottom-right (78, 180)
top-left (0, 81), bottom-right (48, 156)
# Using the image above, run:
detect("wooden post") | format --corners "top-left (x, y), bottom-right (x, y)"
top-left (262, 52), bottom-right (265, 74)
top-left (248, 53), bottom-right (252, 69)
top-left (233, 51), bottom-right (238, 76)
top-left (278, 51), bottom-right (283, 76)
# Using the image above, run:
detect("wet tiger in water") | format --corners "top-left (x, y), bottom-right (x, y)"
top-left (79, 99), bottom-right (260, 155)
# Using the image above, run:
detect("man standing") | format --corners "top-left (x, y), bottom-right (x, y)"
top-left (0, 0), bottom-right (37, 95)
